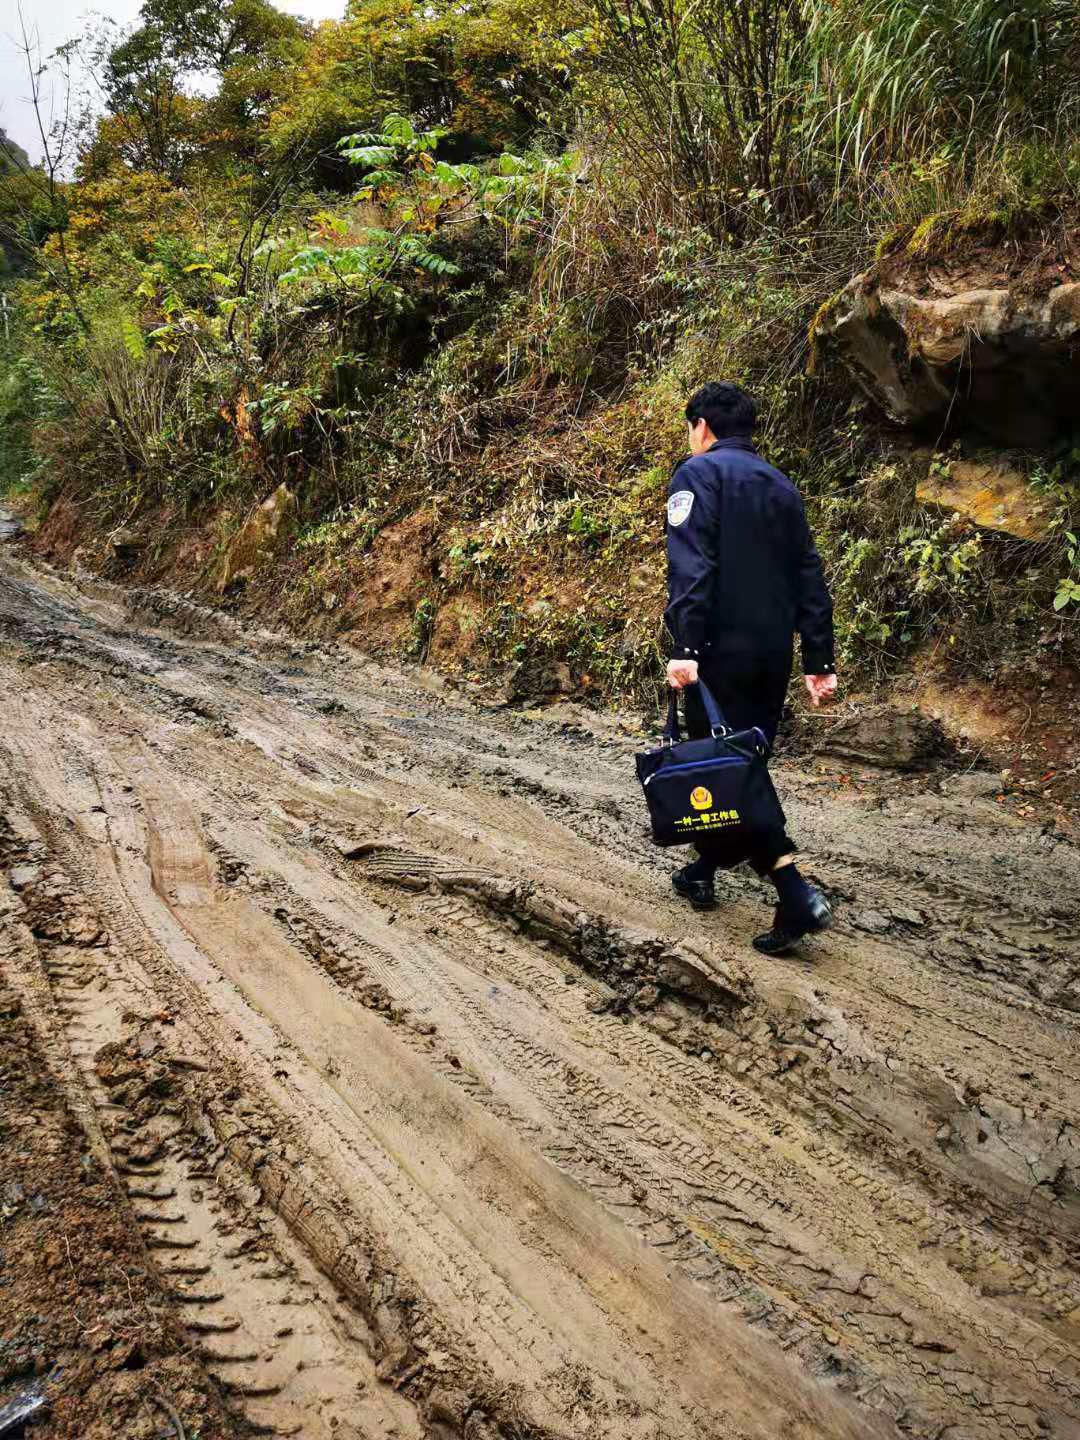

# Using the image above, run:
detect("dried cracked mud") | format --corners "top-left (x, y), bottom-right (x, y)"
top-left (1, 525), bottom-right (1079, 1440)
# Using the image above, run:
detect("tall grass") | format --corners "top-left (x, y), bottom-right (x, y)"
top-left (804, 0), bottom-right (1080, 188)
top-left (590, 0), bottom-right (1080, 231)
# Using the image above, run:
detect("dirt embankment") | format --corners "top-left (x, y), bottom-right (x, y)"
top-left (2, 534), bottom-right (1080, 1438)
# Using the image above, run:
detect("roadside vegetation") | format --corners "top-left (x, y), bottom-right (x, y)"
top-left (1, 0), bottom-right (1079, 697)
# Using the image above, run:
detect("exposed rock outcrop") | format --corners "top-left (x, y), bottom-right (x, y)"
top-left (216, 482), bottom-right (296, 592)
top-left (108, 528), bottom-right (142, 565)
top-left (817, 273), bottom-right (1080, 446)
top-left (916, 457), bottom-right (1055, 541)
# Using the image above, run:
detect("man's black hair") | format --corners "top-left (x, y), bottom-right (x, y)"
top-left (685, 381), bottom-right (757, 438)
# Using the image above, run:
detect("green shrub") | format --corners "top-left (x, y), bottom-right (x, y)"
top-left (0, 333), bottom-right (55, 496)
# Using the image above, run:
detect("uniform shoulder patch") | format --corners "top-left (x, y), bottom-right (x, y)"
top-left (667, 490), bottom-right (695, 527)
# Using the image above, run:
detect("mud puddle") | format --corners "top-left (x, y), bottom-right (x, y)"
top-left (1, 547), bottom-right (1079, 1439)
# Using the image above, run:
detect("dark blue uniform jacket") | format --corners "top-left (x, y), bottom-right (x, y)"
top-left (664, 437), bottom-right (835, 675)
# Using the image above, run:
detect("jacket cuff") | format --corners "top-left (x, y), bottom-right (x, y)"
top-left (802, 651), bottom-right (835, 676)
top-left (667, 641), bottom-right (710, 661)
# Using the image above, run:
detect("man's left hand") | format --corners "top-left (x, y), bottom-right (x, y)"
top-left (805, 673), bottom-right (838, 707)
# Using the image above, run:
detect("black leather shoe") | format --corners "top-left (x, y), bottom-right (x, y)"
top-left (672, 866), bottom-right (718, 912)
top-left (752, 887), bottom-right (832, 955)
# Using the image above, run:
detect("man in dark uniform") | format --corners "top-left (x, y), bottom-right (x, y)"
top-left (665, 381), bottom-right (837, 954)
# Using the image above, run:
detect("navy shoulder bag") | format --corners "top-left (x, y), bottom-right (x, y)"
top-left (635, 680), bottom-right (786, 850)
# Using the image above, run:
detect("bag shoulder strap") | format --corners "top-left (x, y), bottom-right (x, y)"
top-left (662, 679), bottom-right (730, 742)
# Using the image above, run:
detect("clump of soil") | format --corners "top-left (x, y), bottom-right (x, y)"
top-left (0, 991), bottom-right (237, 1440)
top-left (812, 704), bottom-right (950, 771)
top-left (877, 210), bottom-right (1080, 298)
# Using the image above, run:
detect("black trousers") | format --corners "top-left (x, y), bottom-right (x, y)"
top-left (682, 652), bottom-right (796, 877)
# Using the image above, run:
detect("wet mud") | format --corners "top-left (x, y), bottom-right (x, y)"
top-left (1, 532), bottom-right (1079, 1439)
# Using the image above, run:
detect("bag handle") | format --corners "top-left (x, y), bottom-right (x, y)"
top-left (662, 679), bottom-right (729, 744)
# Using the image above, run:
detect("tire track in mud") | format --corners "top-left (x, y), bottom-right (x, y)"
top-left (185, 813), bottom-right (1080, 1439)
top-left (0, 810), bottom-right (420, 1440)
top-left (240, 695), bottom-right (1080, 1235)
top-left (0, 781), bottom-right (567, 1439)
top-left (126, 766), bottom-right (892, 1440)
top-left (137, 727), bottom-right (1080, 1431)
top-left (3, 708), bottom-right (1076, 1440)
top-left (354, 868), bottom-right (1080, 1433)
top-left (349, 843), bottom-right (1080, 1237)
top-left (0, 650), bottom-right (1077, 1249)
top-left (0, 727), bottom-right (566, 1437)
top-left (420, 706), bottom-right (1080, 1023)
top-left (6, 810), bottom-right (452, 1434)
top-left (108, 691), bottom-right (1080, 1255)
top-left (0, 707), bottom-right (889, 1440)
top-left (3, 552), bottom-right (1080, 1438)
top-left (189, 859), bottom-right (969, 1438)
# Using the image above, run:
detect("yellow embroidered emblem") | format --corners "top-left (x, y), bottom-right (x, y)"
top-left (690, 786), bottom-right (713, 811)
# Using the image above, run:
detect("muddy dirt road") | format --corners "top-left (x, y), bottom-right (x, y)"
top-left (1, 531), bottom-right (1079, 1440)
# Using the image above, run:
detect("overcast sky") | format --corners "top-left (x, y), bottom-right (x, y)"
top-left (0, 0), bottom-right (345, 162)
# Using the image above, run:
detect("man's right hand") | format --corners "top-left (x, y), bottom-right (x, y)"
top-left (666, 659), bottom-right (699, 691)
top-left (804, 672), bottom-right (838, 707)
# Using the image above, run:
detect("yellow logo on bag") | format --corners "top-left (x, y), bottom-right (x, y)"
top-left (690, 786), bottom-right (713, 810)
